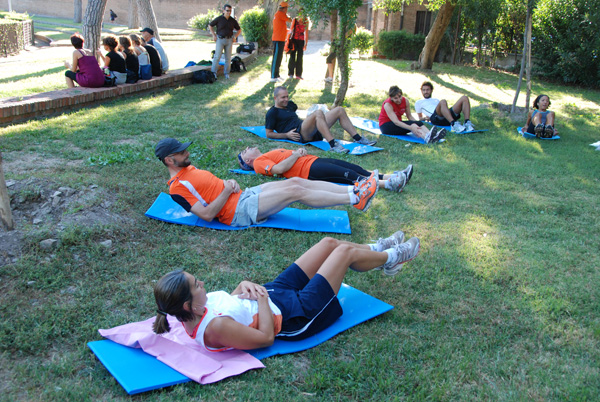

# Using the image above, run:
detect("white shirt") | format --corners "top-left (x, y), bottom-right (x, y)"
top-left (414, 98), bottom-right (440, 118)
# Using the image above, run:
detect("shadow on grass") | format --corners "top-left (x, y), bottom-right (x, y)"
top-left (0, 66), bottom-right (65, 84)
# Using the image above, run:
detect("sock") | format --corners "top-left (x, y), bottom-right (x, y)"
top-left (348, 186), bottom-right (359, 204)
top-left (465, 119), bottom-right (470, 123)
top-left (385, 248), bottom-right (397, 264)
top-left (329, 139), bottom-right (336, 148)
top-left (369, 244), bottom-right (379, 252)
top-left (352, 134), bottom-right (361, 141)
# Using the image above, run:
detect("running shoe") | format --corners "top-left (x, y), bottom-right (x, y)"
top-left (353, 170), bottom-right (379, 212)
top-left (381, 237), bottom-right (420, 276)
top-left (464, 120), bottom-right (475, 132)
top-left (388, 173), bottom-right (407, 192)
top-left (534, 123), bottom-right (544, 138)
top-left (394, 164), bottom-right (413, 185)
top-left (451, 120), bottom-right (466, 133)
top-left (355, 136), bottom-right (377, 146)
top-left (428, 127), bottom-right (447, 143)
top-left (544, 124), bottom-right (555, 138)
top-left (328, 140), bottom-right (349, 153)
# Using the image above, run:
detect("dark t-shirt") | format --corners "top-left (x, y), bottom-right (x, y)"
top-left (265, 101), bottom-right (302, 134)
top-left (106, 50), bottom-right (126, 73)
top-left (143, 44), bottom-right (162, 76)
top-left (209, 15), bottom-right (241, 38)
top-left (123, 50), bottom-right (139, 73)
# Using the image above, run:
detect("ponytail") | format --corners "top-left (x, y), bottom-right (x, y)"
top-left (152, 270), bottom-right (194, 334)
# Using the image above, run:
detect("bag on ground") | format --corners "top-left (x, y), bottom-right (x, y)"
top-left (236, 43), bottom-right (255, 54)
top-left (192, 70), bottom-right (216, 84)
top-left (230, 56), bottom-right (246, 73)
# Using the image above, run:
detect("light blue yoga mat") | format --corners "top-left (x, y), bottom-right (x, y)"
top-left (145, 192), bottom-right (352, 234)
top-left (88, 284), bottom-right (393, 394)
top-left (423, 121), bottom-right (488, 134)
top-left (517, 127), bottom-right (560, 140)
top-left (240, 126), bottom-right (383, 155)
top-left (349, 117), bottom-right (426, 144)
top-left (229, 168), bottom-right (256, 175)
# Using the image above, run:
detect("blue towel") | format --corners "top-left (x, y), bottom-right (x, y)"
top-left (517, 127), bottom-right (560, 140)
top-left (240, 126), bottom-right (383, 155)
top-left (424, 122), bottom-right (488, 134)
top-left (88, 284), bottom-right (393, 394)
top-left (145, 193), bottom-right (352, 234)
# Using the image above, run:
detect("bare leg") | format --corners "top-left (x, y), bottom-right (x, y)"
top-left (325, 107), bottom-right (359, 137)
top-left (532, 112), bottom-right (543, 125)
top-left (434, 100), bottom-right (455, 122)
top-left (300, 111), bottom-right (335, 142)
top-left (65, 76), bottom-right (75, 88)
top-left (450, 95), bottom-right (471, 120)
top-left (256, 178), bottom-right (352, 220)
top-left (294, 237), bottom-right (387, 294)
top-left (545, 111), bottom-right (555, 126)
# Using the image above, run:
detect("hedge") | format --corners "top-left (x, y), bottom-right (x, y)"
top-left (376, 30), bottom-right (425, 60)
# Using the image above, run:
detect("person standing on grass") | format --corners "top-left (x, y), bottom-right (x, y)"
top-left (96, 35), bottom-right (127, 85)
top-left (208, 4), bottom-right (241, 80)
top-left (152, 234), bottom-right (420, 350)
top-left (265, 87), bottom-right (377, 153)
top-left (237, 146), bottom-right (413, 193)
top-left (287, 9), bottom-right (309, 80)
top-left (414, 81), bottom-right (475, 133)
top-left (64, 33), bottom-right (105, 89)
top-left (140, 27), bottom-right (169, 73)
top-left (380, 85), bottom-right (446, 143)
top-left (270, 2), bottom-right (291, 82)
top-left (155, 138), bottom-right (379, 227)
top-left (521, 94), bottom-right (558, 138)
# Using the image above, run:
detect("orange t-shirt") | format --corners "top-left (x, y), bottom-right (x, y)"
top-left (168, 165), bottom-right (241, 225)
top-left (253, 149), bottom-right (318, 179)
top-left (272, 10), bottom-right (291, 41)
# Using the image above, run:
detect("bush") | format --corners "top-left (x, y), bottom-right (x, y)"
top-left (239, 6), bottom-right (269, 47)
top-left (376, 30), bottom-right (425, 60)
top-left (533, 0), bottom-right (600, 88)
top-left (351, 27), bottom-right (374, 56)
top-left (187, 9), bottom-right (221, 31)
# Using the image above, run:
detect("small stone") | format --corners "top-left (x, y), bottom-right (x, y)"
top-left (40, 239), bottom-right (58, 250)
top-left (32, 218), bottom-right (42, 225)
top-left (6, 180), bottom-right (15, 187)
top-left (90, 184), bottom-right (98, 189)
top-left (51, 191), bottom-right (62, 198)
top-left (27, 281), bottom-right (36, 286)
top-left (99, 240), bottom-right (112, 248)
top-left (51, 196), bottom-right (61, 207)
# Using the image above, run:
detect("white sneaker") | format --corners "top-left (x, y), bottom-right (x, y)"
top-left (375, 230), bottom-right (405, 252)
top-left (388, 173), bottom-right (407, 192)
top-left (451, 120), bottom-right (466, 133)
top-left (270, 78), bottom-right (278, 82)
top-left (464, 121), bottom-right (475, 132)
top-left (324, 77), bottom-right (333, 82)
top-left (380, 237), bottom-right (420, 276)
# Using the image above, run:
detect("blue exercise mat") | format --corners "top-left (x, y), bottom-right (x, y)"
top-left (350, 117), bottom-right (427, 144)
top-left (145, 192), bottom-right (351, 234)
top-left (423, 121), bottom-right (488, 134)
top-left (229, 168), bottom-right (256, 175)
top-left (517, 127), bottom-right (560, 140)
top-left (88, 284), bottom-right (393, 394)
top-left (240, 126), bottom-right (383, 155)
top-left (88, 340), bottom-right (190, 395)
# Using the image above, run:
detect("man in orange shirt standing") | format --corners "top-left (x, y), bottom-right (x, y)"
top-left (271, 2), bottom-right (291, 82)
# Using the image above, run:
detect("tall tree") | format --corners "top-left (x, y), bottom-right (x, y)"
top-left (82, 0), bottom-right (108, 57)
top-left (298, 0), bottom-right (363, 106)
top-left (74, 0), bottom-right (83, 23)
top-left (0, 152), bottom-right (14, 231)
top-left (128, 0), bottom-right (139, 29)
top-left (418, 0), bottom-right (455, 69)
top-left (511, 2), bottom-right (532, 113)
top-left (137, 0), bottom-right (161, 41)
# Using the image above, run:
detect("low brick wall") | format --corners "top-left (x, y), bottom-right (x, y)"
top-left (0, 50), bottom-right (257, 126)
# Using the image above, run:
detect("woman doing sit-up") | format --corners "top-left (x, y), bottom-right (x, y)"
top-left (153, 233), bottom-right (420, 351)
top-left (521, 94), bottom-right (558, 138)
top-left (238, 146), bottom-right (414, 193)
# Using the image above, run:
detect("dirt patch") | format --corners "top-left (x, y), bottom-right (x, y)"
top-left (0, 177), bottom-right (132, 266)
top-left (493, 102), bottom-right (528, 123)
top-left (2, 153), bottom-right (83, 175)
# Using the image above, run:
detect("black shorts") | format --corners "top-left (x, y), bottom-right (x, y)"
top-left (326, 52), bottom-right (336, 64)
top-left (380, 120), bottom-right (424, 136)
top-left (298, 124), bottom-right (323, 143)
top-left (65, 70), bottom-right (78, 82)
top-left (430, 108), bottom-right (460, 126)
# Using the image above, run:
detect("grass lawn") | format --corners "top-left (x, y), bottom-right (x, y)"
top-left (1, 48), bottom-right (599, 400)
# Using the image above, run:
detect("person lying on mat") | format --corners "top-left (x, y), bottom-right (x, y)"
top-left (155, 138), bottom-right (379, 226)
top-left (152, 232), bottom-right (420, 350)
top-left (521, 94), bottom-right (558, 138)
top-left (379, 85), bottom-right (446, 144)
top-left (237, 146), bottom-right (414, 193)
top-left (414, 81), bottom-right (475, 133)
top-left (265, 86), bottom-right (377, 154)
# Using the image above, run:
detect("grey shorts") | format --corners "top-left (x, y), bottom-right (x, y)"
top-left (230, 185), bottom-right (263, 227)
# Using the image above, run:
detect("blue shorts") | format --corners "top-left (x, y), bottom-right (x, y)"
top-left (263, 263), bottom-right (342, 341)
top-left (430, 108), bottom-right (460, 126)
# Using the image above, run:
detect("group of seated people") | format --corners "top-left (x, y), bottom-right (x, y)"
top-left (64, 28), bottom-right (169, 89)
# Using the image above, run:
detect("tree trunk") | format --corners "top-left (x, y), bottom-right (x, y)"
top-left (383, 11), bottom-right (389, 32)
top-left (128, 0), bottom-right (139, 29)
top-left (137, 0), bottom-right (161, 42)
top-left (0, 152), bottom-right (14, 231)
top-left (524, 10), bottom-right (532, 109)
top-left (74, 0), bottom-right (82, 23)
top-left (372, 9), bottom-right (379, 44)
top-left (418, 0), bottom-right (455, 70)
top-left (511, 6), bottom-right (531, 113)
top-left (477, 31), bottom-right (483, 66)
top-left (333, 13), bottom-right (351, 107)
top-left (82, 0), bottom-right (108, 58)
top-left (330, 10), bottom-right (338, 42)
top-left (264, 0), bottom-right (279, 39)
top-left (451, 6), bottom-right (461, 65)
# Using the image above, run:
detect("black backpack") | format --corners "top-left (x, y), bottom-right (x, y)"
top-left (192, 70), bottom-right (216, 84)
top-left (236, 43), bottom-right (255, 54)
top-left (230, 56), bottom-right (246, 73)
